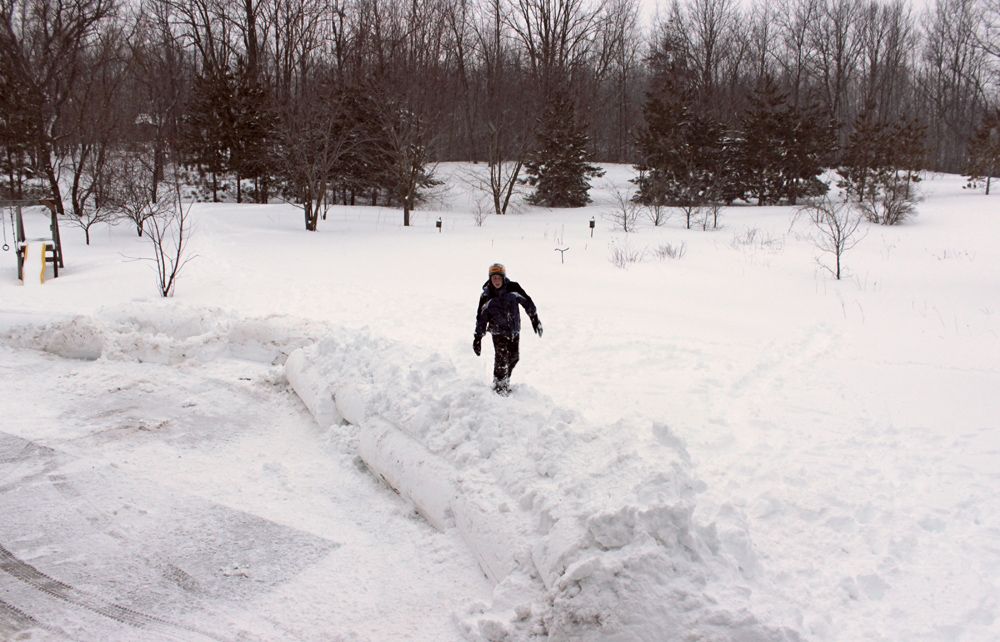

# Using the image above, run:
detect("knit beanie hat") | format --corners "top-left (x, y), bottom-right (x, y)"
top-left (488, 263), bottom-right (506, 277)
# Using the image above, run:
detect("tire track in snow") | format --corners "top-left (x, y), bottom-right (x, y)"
top-left (0, 597), bottom-right (57, 636)
top-left (0, 544), bottom-right (229, 641)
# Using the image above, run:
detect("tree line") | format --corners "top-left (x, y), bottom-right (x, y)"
top-left (3, 0), bottom-right (1000, 231)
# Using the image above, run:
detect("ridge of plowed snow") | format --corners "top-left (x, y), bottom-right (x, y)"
top-left (285, 333), bottom-right (800, 641)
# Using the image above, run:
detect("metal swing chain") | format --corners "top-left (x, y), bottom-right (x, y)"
top-left (1, 208), bottom-right (10, 252)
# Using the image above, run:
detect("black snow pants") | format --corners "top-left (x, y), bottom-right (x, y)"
top-left (491, 334), bottom-right (520, 385)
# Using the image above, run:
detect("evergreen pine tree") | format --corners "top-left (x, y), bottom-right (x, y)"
top-left (739, 76), bottom-right (793, 206)
top-left (229, 65), bottom-right (277, 203)
top-left (739, 77), bottom-right (834, 205)
top-left (784, 103), bottom-right (837, 205)
top-left (837, 107), bottom-right (893, 202)
top-left (890, 117), bottom-right (926, 198)
top-left (633, 27), bottom-right (735, 216)
top-left (523, 92), bottom-right (604, 208)
top-left (966, 108), bottom-right (1000, 195)
top-left (839, 108), bottom-right (925, 225)
top-left (179, 70), bottom-right (238, 201)
top-left (330, 81), bottom-right (397, 206)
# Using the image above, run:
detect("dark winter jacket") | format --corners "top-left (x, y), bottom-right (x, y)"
top-left (474, 278), bottom-right (539, 338)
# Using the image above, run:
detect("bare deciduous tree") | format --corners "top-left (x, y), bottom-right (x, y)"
top-left (795, 194), bottom-right (866, 280)
top-left (276, 90), bottom-right (351, 231)
top-left (132, 2), bottom-right (189, 203)
top-left (144, 182), bottom-right (195, 297)
top-left (776, 0), bottom-right (820, 105)
top-left (808, 0), bottom-right (863, 134)
top-left (64, 193), bottom-right (119, 245)
top-left (673, 0), bottom-right (741, 106)
top-left (921, 0), bottom-right (988, 170)
top-left (486, 125), bottom-right (524, 216)
top-left (64, 17), bottom-right (132, 221)
top-left (645, 201), bottom-right (670, 227)
top-left (508, 0), bottom-right (606, 96)
top-left (462, 134), bottom-right (523, 218)
top-left (107, 152), bottom-right (158, 236)
top-left (382, 104), bottom-right (438, 227)
top-left (605, 185), bottom-right (641, 232)
top-left (0, 0), bottom-right (116, 214)
top-left (697, 203), bottom-right (723, 230)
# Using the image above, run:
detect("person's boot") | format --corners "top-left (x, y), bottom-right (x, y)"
top-left (493, 377), bottom-right (511, 396)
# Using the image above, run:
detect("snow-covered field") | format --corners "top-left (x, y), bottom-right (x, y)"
top-left (1, 164), bottom-right (998, 641)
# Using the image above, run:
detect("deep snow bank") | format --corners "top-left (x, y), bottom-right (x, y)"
top-left (1, 305), bottom-right (799, 641)
top-left (285, 335), bottom-right (800, 641)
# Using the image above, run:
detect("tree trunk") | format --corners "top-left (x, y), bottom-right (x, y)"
top-left (305, 205), bottom-right (317, 231)
top-left (71, 188), bottom-right (84, 219)
top-left (41, 149), bottom-right (65, 215)
top-left (304, 188), bottom-right (316, 231)
top-left (152, 139), bottom-right (164, 203)
top-left (6, 149), bottom-right (18, 197)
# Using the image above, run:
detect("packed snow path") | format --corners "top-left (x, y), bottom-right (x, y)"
top-left (0, 310), bottom-right (492, 641)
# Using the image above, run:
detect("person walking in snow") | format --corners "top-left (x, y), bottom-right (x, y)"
top-left (473, 262), bottom-right (542, 395)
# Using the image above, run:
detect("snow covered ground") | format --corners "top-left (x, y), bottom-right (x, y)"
top-left (1, 165), bottom-right (998, 641)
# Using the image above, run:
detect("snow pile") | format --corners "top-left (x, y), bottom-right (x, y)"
top-left (285, 333), bottom-right (800, 640)
top-left (0, 303), bottom-right (322, 366)
top-left (1, 305), bottom-right (799, 640)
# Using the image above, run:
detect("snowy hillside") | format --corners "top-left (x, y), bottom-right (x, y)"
top-left (1, 165), bottom-right (998, 641)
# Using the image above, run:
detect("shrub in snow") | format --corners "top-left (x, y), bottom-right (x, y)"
top-left (731, 227), bottom-right (784, 252)
top-left (651, 241), bottom-right (687, 261)
top-left (855, 177), bottom-right (919, 226)
top-left (609, 241), bottom-right (644, 269)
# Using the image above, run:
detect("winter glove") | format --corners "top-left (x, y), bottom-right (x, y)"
top-left (473, 335), bottom-right (482, 356)
top-left (531, 317), bottom-right (543, 337)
